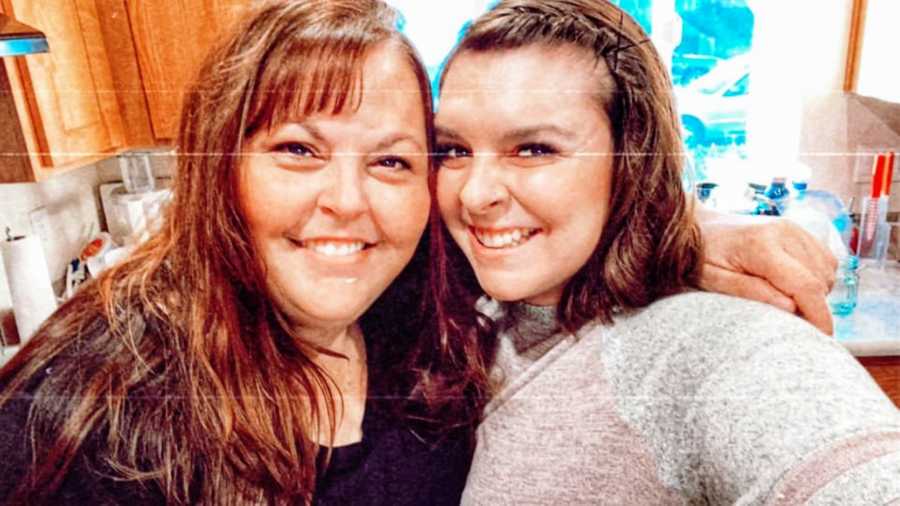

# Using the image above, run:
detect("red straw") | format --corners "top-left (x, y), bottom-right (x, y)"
top-left (884, 151), bottom-right (895, 197)
top-left (870, 153), bottom-right (885, 199)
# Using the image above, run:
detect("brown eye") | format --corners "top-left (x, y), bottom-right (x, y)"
top-left (435, 144), bottom-right (470, 169)
top-left (377, 157), bottom-right (412, 171)
top-left (516, 143), bottom-right (556, 158)
top-left (274, 142), bottom-right (316, 157)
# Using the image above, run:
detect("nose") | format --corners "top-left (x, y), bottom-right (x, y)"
top-left (318, 160), bottom-right (368, 219)
top-left (458, 155), bottom-right (508, 216)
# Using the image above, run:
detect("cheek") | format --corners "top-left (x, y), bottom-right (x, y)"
top-left (376, 181), bottom-right (431, 245)
top-left (237, 163), bottom-right (269, 236)
top-left (566, 168), bottom-right (613, 246)
top-left (435, 171), bottom-right (462, 223)
top-left (524, 163), bottom-right (612, 238)
top-left (239, 162), bottom-right (317, 246)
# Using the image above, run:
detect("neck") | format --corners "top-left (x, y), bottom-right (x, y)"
top-left (298, 323), bottom-right (369, 447)
top-left (298, 323), bottom-right (363, 357)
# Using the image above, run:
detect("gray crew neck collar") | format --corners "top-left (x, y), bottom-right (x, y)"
top-left (503, 301), bottom-right (562, 350)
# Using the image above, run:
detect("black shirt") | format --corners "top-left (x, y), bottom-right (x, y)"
top-left (314, 398), bottom-right (471, 505)
top-left (0, 373), bottom-right (471, 505)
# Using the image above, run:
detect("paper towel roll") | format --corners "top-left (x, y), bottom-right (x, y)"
top-left (1, 236), bottom-right (58, 342)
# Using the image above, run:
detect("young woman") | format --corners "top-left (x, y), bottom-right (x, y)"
top-left (0, 1), bottom-right (483, 504)
top-left (0, 1), bottom-right (846, 504)
top-left (433, 0), bottom-right (900, 503)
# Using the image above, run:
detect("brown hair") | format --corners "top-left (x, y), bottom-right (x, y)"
top-left (436, 0), bottom-right (703, 330)
top-left (0, 1), bottom-right (481, 503)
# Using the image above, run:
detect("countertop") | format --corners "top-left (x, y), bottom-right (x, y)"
top-left (835, 260), bottom-right (900, 357)
top-left (1, 261), bottom-right (899, 365)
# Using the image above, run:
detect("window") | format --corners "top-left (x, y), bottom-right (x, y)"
top-left (855, 0), bottom-right (900, 103)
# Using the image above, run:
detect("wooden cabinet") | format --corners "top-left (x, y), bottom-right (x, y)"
top-left (1, 0), bottom-right (126, 182)
top-left (126, 0), bottom-right (247, 140)
top-left (859, 356), bottom-right (900, 408)
top-left (0, 0), bottom-right (248, 183)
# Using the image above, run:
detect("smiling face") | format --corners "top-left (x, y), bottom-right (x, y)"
top-left (239, 42), bottom-right (430, 333)
top-left (436, 44), bottom-right (615, 306)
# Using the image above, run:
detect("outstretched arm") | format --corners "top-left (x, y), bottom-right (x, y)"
top-left (695, 202), bottom-right (838, 335)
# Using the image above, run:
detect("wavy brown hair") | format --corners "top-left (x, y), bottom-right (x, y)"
top-left (0, 1), bottom-right (484, 504)
top-left (435, 0), bottom-right (703, 331)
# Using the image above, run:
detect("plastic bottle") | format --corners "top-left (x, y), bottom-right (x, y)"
top-left (827, 255), bottom-right (859, 316)
top-left (781, 181), bottom-right (858, 316)
top-left (784, 181), bottom-right (853, 249)
top-left (764, 177), bottom-right (790, 215)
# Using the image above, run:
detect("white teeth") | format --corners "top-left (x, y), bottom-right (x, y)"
top-left (473, 228), bottom-right (536, 249)
top-left (303, 240), bottom-right (366, 257)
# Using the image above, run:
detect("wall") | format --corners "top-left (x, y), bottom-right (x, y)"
top-left (0, 148), bottom-right (174, 342)
top-left (0, 162), bottom-right (102, 341)
top-left (800, 93), bottom-right (900, 209)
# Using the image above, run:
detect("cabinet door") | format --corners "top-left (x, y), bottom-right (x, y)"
top-left (859, 356), bottom-right (900, 408)
top-left (6, 0), bottom-right (125, 171)
top-left (127, 0), bottom-right (247, 140)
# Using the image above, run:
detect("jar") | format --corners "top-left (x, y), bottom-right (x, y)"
top-left (828, 255), bottom-right (859, 316)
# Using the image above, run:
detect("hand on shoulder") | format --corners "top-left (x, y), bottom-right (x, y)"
top-left (696, 209), bottom-right (837, 336)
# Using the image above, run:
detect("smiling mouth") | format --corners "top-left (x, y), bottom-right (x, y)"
top-left (471, 227), bottom-right (540, 249)
top-left (290, 238), bottom-right (374, 257)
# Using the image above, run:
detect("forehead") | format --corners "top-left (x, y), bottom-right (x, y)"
top-left (437, 44), bottom-right (610, 131)
top-left (314, 44), bottom-right (427, 140)
top-left (254, 41), bottom-right (428, 135)
top-left (356, 42), bottom-right (425, 112)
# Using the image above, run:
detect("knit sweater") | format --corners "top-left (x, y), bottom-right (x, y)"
top-left (461, 291), bottom-right (900, 505)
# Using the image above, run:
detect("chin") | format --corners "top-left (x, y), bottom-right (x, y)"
top-left (477, 276), bottom-right (534, 304)
top-left (312, 297), bottom-right (372, 319)
top-left (477, 273), bottom-right (561, 306)
top-left (284, 294), bottom-right (374, 330)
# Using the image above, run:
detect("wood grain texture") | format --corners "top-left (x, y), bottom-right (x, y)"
top-left (0, 63), bottom-right (34, 183)
top-left (6, 0), bottom-right (124, 171)
top-left (843, 0), bottom-right (868, 92)
top-left (859, 355), bottom-right (900, 408)
top-left (127, 0), bottom-right (248, 139)
top-left (0, 0), bottom-right (51, 174)
top-left (94, 0), bottom-right (155, 147)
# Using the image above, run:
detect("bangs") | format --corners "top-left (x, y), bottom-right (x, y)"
top-left (245, 34), bottom-right (370, 135)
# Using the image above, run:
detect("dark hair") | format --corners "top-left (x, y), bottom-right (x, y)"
top-left (0, 1), bottom-right (482, 503)
top-left (436, 0), bottom-right (703, 331)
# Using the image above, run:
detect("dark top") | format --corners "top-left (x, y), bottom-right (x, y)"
top-left (314, 398), bottom-right (470, 505)
top-left (0, 365), bottom-right (471, 505)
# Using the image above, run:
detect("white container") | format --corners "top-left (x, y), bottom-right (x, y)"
top-left (100, 183), bottom-right (172, 246)
top-left (1, 236), bottom-right (58, 342)
top-left (118, 152), bottom-right (156, 194)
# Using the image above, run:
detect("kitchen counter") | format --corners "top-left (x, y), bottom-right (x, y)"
top-left (835, 260), bottom-right (900, 357)
top-left (2, 262), bottom-right (898, 364)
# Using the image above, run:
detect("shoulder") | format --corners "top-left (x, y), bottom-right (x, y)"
top-left (609, 290), bottom-right (836, 356)
top-left (597, 290), bottom-right (855, 410)
top-left (596, 293), bottom-right (900, 501)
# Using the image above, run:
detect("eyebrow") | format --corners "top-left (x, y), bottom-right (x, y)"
top-left (435, 124), bottom-right (575, 144)
top-left (500, 125), bottom-right (575, 144)
top-left (371, 133), bottom-right (425, 154)
top-left (276, 123), bottom-right (424, 154)
top-left (274, 122), bottom-right (328, 144)
top-left (435, 126), bottom-right (464, 142)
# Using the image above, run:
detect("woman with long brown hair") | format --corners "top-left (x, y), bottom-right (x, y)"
top-left (0, 1), bottom-right (485, 504)
top-left (0, 1), bottom-right (859, 504)
top-left (433, 0), bottom-right (900, 503)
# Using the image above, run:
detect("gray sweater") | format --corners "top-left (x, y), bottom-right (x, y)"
top-left (461, 292), bottom-right (900, 505)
